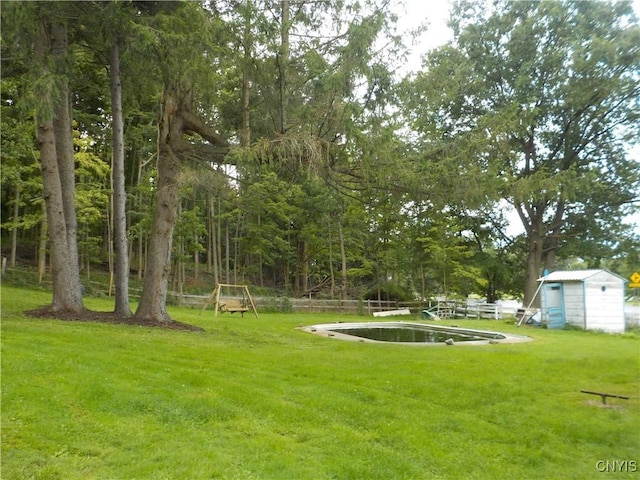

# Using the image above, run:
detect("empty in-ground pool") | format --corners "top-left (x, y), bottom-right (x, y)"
top-left (300, 322), bottom-right (531, 345)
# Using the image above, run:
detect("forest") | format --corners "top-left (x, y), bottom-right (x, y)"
top-left (2, 0), bottom-right (639, 323)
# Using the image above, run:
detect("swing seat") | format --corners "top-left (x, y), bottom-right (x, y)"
top-left (220, 299), bottom-right (249, 315)
top-left (200, 283), bottom-right (258, 319)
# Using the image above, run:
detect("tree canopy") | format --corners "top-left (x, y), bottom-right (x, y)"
top-left (403, 0), bottom-right (640, 304)
top-left (1, 0), bottom-right (638, 318)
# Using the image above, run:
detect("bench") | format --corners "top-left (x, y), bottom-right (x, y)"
top-left (219, 299), bottom-right (249, 316)
top-left (580, 390), bottom-right (630, 404)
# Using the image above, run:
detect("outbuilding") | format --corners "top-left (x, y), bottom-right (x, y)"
top-left (537, 269), bottom-right (627, 333)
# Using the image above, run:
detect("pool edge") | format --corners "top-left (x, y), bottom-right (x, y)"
top-left (299, 321), bottom-right (533, 346)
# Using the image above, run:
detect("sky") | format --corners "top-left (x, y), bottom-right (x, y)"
top-left (393, 0), bottom-right (640, 236)
top-left (394, 0), bottom-right (453, 72)
top-left (396, 0), bottom-right (640, 67)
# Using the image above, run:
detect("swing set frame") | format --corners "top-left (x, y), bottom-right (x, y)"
top-left (200, 283), bottom-right (259, 318)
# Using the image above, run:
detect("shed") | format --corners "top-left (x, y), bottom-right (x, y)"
top-left (537, 269), bottom-right (626, 333)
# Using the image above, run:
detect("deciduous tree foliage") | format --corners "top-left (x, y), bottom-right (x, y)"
top-left (405, 0), bottom-right (640, 304)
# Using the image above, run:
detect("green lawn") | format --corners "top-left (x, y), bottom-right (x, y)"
top-left (2, 286), bottom-right (639, 479)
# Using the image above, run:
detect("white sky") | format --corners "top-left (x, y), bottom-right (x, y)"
top-left (394, 0), bottom-right (453, 73)
top-left (393, 0), bottom-right (640, 236)
top-left (396, 0), bottom-right (640, 68)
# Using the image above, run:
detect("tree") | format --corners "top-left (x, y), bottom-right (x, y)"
top-left (32, 5), bottom-right (85, 313)
top-left (135, 80), bottom-right (229, 322)
top-left (103, 2), bottom-right (229, 322)
top-left (406, 0), bottom-right (640, 304)
top-left (0, 77), bottom-right (42, 269)
top-left (218, 0), bottom-right (410, 297)
top-left (78, 0), bottom-right (138, 316)
top-left (108, 35), bottom-right (132, 316)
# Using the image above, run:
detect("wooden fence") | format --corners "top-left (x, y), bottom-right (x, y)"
top-left (170, 293), bottom-right (510, 319)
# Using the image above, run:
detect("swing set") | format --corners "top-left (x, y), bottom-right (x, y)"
top-left (200, 283), bottom-right (258, 318)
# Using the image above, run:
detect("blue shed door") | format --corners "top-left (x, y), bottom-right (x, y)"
top-left (544, 283), bottom-right (565, 329)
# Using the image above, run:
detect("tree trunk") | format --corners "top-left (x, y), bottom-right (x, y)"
top-left (233, 213), bottom-right (242, 284)
top-left (225, 221), bottom-right (230, 283)
top-left (523, 217), bottom-right (545, 307)
top-left (277, 0), bottom-right (290, 134)
top-left (138, 229), bottom-right (144, 280)
top-left (135, 88), bottom-right (183, 322)
top-left (208, 193), bottom-right (219, 283)
top-left (294, 236), bottom-right (308, 295)
top-left (206, 194), bottom-right (213, 274)
top-left (543, 198), bottom-right (565, 272)
top-left (257, 214), bottom-right (264, 287)
top-left (135, 147), bottom-right (180, 321)
top-left (10, 183), bottom-right (19, 267)
top-left (194, 231), bottom-right (200, 280)
top-left (327, 217), bottom-right (335, 299)
top-left (35, 17), bottom-right (83, 313)
top-left (240, 0), bottom-right (252, 147)
top-left (216, 196), bottom-right (222, 283)
top-left (37, 112), bottom-right (81, 311)
top-left (543, 234), bottom-right (559, 273)
top-left (135, 82), bottom-right (228, 322)
top-left (51, 19), bottom-right (84, 311)
top-left (176, 202), bottom-right (184, 293)
top-left (301, 239), bottom-right (309, 294)
top-left (38, 202), bottom-right (47, 284)
top-left (338, 221), bottom-right (348, 301)
top-left (109, 38), bottom-right (132, 317)
top-left (485, 276), bottom-right (497, 304)
top-left (136, 157), bottom-right (145, 280)
top-left (107, 197), bottom-right (114, 295)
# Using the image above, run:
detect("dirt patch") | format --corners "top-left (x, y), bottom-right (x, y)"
top-left (25, 306), bottom-right (204, 332)
top-left (585, 399), bottom-right (627, 410)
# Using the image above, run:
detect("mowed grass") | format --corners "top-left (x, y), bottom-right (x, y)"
top-left (1, 286), bottom-right (639, 479)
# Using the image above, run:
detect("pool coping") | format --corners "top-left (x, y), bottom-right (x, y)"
top-left (299, 321), bottom-right (533, 346)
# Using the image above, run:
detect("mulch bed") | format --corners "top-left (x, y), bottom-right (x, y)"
top-left (25, 306), bottom-right (204, 332)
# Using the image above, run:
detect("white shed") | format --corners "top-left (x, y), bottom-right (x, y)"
top-left (537, 269), bottom-right (626, 333)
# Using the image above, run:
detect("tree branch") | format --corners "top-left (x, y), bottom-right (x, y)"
top-left (181, 109), bottom-right (230, 148)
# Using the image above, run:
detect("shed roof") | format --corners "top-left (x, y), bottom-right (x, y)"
top-left (537, 269), bottom-right (626, 282)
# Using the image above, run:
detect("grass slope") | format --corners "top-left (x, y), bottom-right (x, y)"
top-left (2, 286), bottom-right (639, 479)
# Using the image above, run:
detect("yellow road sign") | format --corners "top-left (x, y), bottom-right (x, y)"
top-left (630, 272), bottom-right (640, 288)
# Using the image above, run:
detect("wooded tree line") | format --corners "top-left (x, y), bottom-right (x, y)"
top-left (2, 0), bottom-right (639, 322)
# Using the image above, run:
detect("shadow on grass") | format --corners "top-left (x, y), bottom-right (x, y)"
top-left (25, 305), bottom-right (204, 332)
